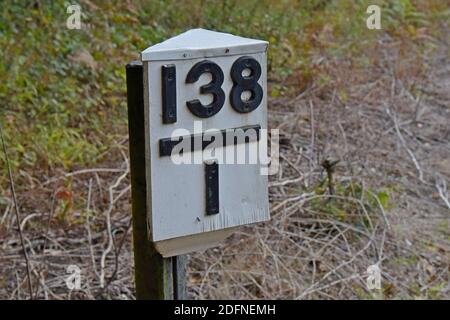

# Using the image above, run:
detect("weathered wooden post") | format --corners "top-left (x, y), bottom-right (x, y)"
top-left (127, 61), bottom-right (173, 299)
top-left (127, 61), bottom-right (187, 299)
top-left (127, 29), bottom-right (269, 300)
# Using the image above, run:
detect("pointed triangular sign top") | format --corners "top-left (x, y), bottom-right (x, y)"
top-left (141, 28), bottom-right (268, 61)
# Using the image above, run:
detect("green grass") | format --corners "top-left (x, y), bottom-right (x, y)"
top-left (0, 0), bottom-right (447, 188)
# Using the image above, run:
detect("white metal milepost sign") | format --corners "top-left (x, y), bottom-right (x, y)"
top-left (141, 29), bottom-right (270, 257)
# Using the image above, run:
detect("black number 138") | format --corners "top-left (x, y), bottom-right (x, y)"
top-left (161, 56), bottom-right (263, 123)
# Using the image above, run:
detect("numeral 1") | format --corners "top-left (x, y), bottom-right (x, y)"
top-left (161, 64), bottom-right (177, 123)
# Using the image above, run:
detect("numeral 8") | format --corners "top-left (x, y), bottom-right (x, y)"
top-left (229, 56), bottom-right (263, 113)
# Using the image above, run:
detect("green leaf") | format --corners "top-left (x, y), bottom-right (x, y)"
top-left (377, 191), bottom-right (390, 209)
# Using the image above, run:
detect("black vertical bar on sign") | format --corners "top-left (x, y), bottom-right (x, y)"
top-left (161, 64), bottom-right (177, 123)
top-left (205, 161), bottom-right (219, 215)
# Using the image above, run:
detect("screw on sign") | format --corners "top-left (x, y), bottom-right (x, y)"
top-left (126, 29), bottom-right (270, 299)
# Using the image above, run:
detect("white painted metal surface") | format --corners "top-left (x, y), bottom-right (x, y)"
top-left (141, 28), bottom-right (268, 61)
top-left (141, 29), bottom-right (269, 256)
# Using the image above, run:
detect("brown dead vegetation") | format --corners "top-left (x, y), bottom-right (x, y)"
top-left (0, 23), bottom-right (448, 300)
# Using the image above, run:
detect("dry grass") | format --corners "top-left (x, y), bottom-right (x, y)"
top-left (0, 22), bottom-right (448, 300)
top-left (188, 28), bottom-right (449, 299)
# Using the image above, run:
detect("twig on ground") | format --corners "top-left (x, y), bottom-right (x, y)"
top-left (321, 158), bottom-right (339, 195)
top-left (435, 177), bottom-right (450, 211)
top-left (85, 178), bottom-right (100, 280)
top-left (99, 153), bottom-right (129, 289)
top-left (102, 217), bottom-right (132, 292)
top-left (0, 124), bottom-right (34, 299)
top-left (309, 99), bottom-right (316, 176)
top-left (42, 168), bottom-right (127, 186)
top-left (386, 108), bottom-right (425, 183)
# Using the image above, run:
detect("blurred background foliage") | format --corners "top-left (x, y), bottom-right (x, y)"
top-left (0, 0), bottom-right (447, 188)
